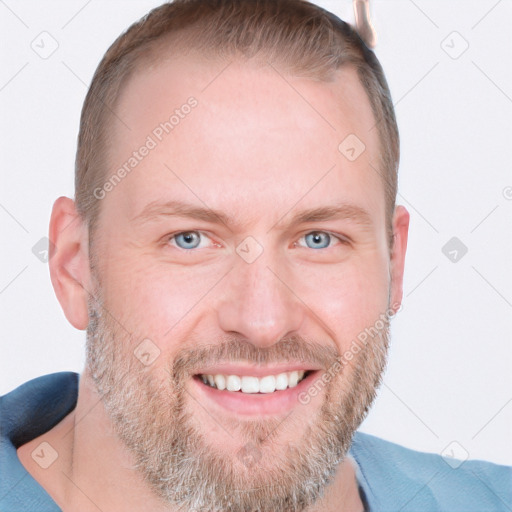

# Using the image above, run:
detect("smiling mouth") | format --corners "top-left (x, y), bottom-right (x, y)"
top-left (195, 370), bottom-right (315, 394)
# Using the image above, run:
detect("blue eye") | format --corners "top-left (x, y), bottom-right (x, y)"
top-left (304, 232), bottom-right (331, 249)
top-left (166, 230), bottom-right (344, 252)
top-left (173, 231), bottom-right (202, 249)
top-left (301, 231), bottom-right (339, 249)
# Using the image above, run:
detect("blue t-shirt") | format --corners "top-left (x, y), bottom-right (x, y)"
top-left (1, 372), bottom-right (511, 511)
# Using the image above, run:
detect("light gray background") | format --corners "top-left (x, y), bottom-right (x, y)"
top-left (1, 0), bottom-right (511, 466)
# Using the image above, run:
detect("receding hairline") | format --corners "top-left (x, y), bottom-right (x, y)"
top-left (109, 27), bottom-right (359, 123)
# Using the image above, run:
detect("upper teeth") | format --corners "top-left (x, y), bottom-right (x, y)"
top-left (200, 371), bottom-right (306, 393)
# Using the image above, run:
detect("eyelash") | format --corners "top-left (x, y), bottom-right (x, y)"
top-left (164, 230), bottom-right (350, 251)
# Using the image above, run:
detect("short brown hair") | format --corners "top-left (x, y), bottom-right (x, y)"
top-left (75, 0), bottom-right (399, 248)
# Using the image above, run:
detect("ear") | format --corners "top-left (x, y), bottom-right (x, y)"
top-left (389, 205), bottom-right (410, 314)
top-left (49, 196), bottom-right (91, 330)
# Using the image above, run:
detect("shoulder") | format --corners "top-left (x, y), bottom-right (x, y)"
top-left (0, 372), bottom-right (79, 511)
top-left (1, 372), bottom-right (79, 446)
top-left (349, 431), bottom-right (512, 512)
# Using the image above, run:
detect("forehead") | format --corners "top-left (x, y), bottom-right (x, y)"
top-left (102, 55), bottom-right (383, 229)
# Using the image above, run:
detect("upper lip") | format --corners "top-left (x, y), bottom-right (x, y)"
top-left (194, 363), bottom-right (320, 378)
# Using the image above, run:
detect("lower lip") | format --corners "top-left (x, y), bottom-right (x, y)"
top-left (192, 371), bottom-right (320, 416)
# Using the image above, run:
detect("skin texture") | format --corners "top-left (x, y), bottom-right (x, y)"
top-left (17, 56), bottom-right (409, 512)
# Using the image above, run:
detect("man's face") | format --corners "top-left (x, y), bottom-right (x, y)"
top-left (86, 55), bottom-right (396, 511)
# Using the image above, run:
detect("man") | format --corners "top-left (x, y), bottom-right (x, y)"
top-left (1, 0), bottom-right (510, 510)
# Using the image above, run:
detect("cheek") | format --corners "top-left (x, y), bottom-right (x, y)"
top-left (292, 254), bottom-right (390, 349)
top-left (100, 255), bottom-right (228, 339)
top-left (98, 242), bottom-right (390, 357)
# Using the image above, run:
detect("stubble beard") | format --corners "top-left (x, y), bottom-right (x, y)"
top-left (85, 291), bottom-right (389, 512)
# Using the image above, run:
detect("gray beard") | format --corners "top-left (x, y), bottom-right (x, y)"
top-left (85, 292), bottom-right (389, 512)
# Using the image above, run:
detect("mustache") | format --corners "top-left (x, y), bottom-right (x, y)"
top-left (170, 334), bottom-right (340, 383)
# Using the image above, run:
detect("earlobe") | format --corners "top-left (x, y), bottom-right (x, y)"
top-left (49, 197), bottom-right (91, 330)
top-left (389, 205), bottom-right (410, 314)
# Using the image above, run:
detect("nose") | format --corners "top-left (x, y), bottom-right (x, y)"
top-left (216, 250), bottom-right (305, 349)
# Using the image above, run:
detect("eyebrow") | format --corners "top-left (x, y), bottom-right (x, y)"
top-left (131, 199), bottom-right (373, 231)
